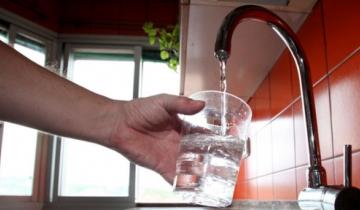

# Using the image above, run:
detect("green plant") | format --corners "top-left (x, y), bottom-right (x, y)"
top-left (143, 22), bottom-right (180, 71)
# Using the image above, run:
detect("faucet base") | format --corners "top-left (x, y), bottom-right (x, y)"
top-left (298, 186), bottom-right (360, 210)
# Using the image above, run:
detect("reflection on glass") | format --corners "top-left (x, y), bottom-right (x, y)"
top-left (59, 52), bottom-right (134, 197)
top-left (0, 37), bottom-right (45, 195)
top-left (136, 60), bottom-right (181, 203)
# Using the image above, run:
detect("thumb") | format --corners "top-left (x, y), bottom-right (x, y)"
top-left (159, 94), bottom-right (205, 115)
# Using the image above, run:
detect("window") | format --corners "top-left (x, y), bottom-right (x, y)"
top-left (0, 125), bottom-right (38, 195)
top-left (0, 34), bottom-right (46, 195)
top-left (0, 19), bottom-right (183, 205)
top-left (14, 34), bottom-right (46, 66)
top-left (55, 48), bottom-right (182, 205)
top-left (0, 27), bottom-right (7, 43)
top-left (58, 50), bottom-right (135, 198)
top-left (140, 53), bottom-right (181, 97)
top-left (135, 51), bottom-right (181, 203)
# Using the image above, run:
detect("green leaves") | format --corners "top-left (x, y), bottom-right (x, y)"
top-left (143, 22), bottom-right (180, 71)
top-left (160, 50), bottom-right (169, 60)
top-left (149, 36), bottom-right (156, 45)
top-left (168, 58), bottom-right (178, 71)
top-left (143, 22), bottom-right (157, 45)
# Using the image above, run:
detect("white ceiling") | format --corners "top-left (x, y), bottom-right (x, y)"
top-left (182, 0), bottom-right (317, 100)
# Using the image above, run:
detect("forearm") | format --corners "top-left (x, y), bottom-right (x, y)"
top-left (0, 41), bottom-right (120, 146)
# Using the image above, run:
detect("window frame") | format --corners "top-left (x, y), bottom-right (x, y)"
top-left (0, 20), bottom-right (56, 206)
top-left (44, 43), bottom-right (142, 209)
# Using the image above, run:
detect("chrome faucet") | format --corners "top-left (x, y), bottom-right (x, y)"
top-left (214, 5), bottom-right (360, 210)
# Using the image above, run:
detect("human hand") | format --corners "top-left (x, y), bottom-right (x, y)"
top-left (108, 94), bottom-right (204, 183)
top-left (0, 41), bottom-right (205, 184)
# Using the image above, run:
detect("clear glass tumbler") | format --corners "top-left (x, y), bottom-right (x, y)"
top-left (173, 90), bottom-right (252, 207)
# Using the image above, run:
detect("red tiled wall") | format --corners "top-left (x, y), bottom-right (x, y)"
top-left (234, 0), bottom-right (360, 200)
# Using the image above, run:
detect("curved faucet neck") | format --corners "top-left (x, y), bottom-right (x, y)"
top-left (214, 5), bottom-right (326, 188)
top-left (215, 5), bottom-right (295, 61)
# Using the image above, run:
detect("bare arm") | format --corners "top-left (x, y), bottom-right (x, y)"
top-left (0, 41), bottom-right (118, 145)
top-left (0, 41), bottom-right (204, 182)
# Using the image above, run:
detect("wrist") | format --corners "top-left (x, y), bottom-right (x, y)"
top-left (87, 99), bottom-right (126, 147)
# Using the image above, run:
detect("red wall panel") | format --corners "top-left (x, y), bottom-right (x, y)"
top-left (323, 159), bottom-right (335, 186)
top-left (293, 99), bottom-right (307, 166)
top-left (247, 179), bottom-right (258, 199)
top-left (334, 151), bottom-right (360, 188)
top-left (330, 50), bottom-right (360, 156)
top-left (257, 175), bottom-right (273, 200)
top-left (246, 137), bottom-right (258, 179)
top-left (270, 51), bottom-right (292, 117)
top-left (237, 0), bottom-right (360, 200)
top-left (322, 0), bottom-right (360, 69)
top-left (313, 79), bottom-right (333, 159)
top-left (254, 76), bottom-right (271, 133)
top-left (271, 107), bottom-right (295, 172)
top-left (291, 2), bottom-right (327, 98)
top-left (256, 125), bottom-right (272, 176)
top-left (273, 169), bottom-right (297, 200)
top-left (296, 166), bottom-right (307, 197)
top-left (297, 2), bottom-right (327, 85)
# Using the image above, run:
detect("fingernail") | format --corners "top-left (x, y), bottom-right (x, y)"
top-left (190, 99), bottom-right (205, 105)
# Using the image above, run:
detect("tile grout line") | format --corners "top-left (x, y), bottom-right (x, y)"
top-left (327, 46), bottom-right (360, 76)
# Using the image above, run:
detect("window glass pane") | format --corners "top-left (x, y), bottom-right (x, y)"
top-left (15, 34), bottom-right (46, 53)
top-left (140, 60), bottom-right (180, 97)
top-left (0, 36), bottom-right (46, 195)
top-left (0, 124), bottom-right (38, 195)
top-left (136, 59), bottom-right (181, 203)
top-left (60, 139), bottom-right (130, 196)
top-left (0, 27), bottom-right (8, 43)
top-left (59, 51), bottom-right (135, 197)
top-left (70, 52), bottom-right (134, 100)
top-left (14, 35), bottom-right (45, 66)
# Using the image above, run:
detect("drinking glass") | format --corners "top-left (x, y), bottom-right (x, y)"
top-left (173, 90), bottom-right (252, 207)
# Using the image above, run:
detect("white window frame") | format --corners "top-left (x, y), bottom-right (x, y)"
top-left (44, 44), bottom-right (142, 210)
top-left (0, 16), bottom-right (57, 210)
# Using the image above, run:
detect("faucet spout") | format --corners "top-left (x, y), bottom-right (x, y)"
top-left (214, 5), bottom-right (325, 188)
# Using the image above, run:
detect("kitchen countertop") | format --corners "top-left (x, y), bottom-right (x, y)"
top-left (126, 201), bottom-right (302, 210)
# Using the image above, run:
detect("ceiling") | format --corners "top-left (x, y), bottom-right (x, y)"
top-left (0, 0), bottom-right (179, 35)
top-left (182, 0), bottom-right (318, 100)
